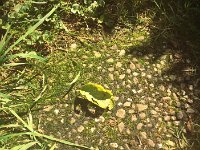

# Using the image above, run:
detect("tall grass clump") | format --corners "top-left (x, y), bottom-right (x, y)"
top-left (0, 2), bottom-right (90, 149)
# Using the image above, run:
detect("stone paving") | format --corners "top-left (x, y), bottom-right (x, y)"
top-left (37, 29), bottom-right (199, 150)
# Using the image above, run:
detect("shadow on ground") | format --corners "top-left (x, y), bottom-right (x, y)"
top-left (124, 0), bottom-right (200, 148)
top-left (97, 0), bottom-right (200, 148)
top-left (74, 97), bottom-right (104, 118)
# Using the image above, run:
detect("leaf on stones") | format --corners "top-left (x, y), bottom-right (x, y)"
top-left (77, 82), bottom-right (114, 110)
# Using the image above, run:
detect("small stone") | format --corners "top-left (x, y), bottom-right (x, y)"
top-left (70, 118), bottom-right (76, 124)
top-left (157, 64), bottom-right (161, 68)
top-left (131, 115), bottom-right (137, 122)
top-left (173, 93), bottom-right (179, 101)
top-left (118, 102), bottom-right (123, 106)
top-left (111, 44), bottom-right (118, 50)
top-left (130, 63), bottom-right (136, 70)
top-left (116, 109), bottom-right (126, 118)
top-left (107, 58), bottom-right (114, 63)
top-left (123, 102), bottom-right (131, 107)
top-left (150, 83), bottom-right (154, 88)
top-left (61, 118), bottom-right (64, 124)
top-left (136, 104), bottom-right (148, 112)
top-left (91, 127), bottom-right (95, 133)
top-left (147, 75), bottom-right (152, 79)
top-left (77, 125), bottom-right (84, 132)
top-left (132, 104), bottom-right (136, 109)
top-left (108, 67), bottom-right (115, 72)
top-left (126, 69), bottom-right (131, 74)
top-left (127, 98), bottom-right (133, 102)
top-left (126, 128), bottom-right (131, 135)
top-left (164, 116), bottom-right (171, 121)
top-left (118, 122), bottom-right (125, 133)
top-left (185, 103), bottom-right (190, 109)
top-left (139, 113), bottom-right (146, 119)
top-left (110, 143), bottom-right (118, 148)
top-left (43, 105), bottom-right (54, 112)
top-left (150, 103), bottom-right (156, 107)
top-left (147, 124), bottom-right (153, 128)
top-left (99, 116), bottom-right (105, 122)
top-left (173, 121), bottom-right (180, 126)
top-left (116, 62), bottom-right (122, 68)
top-left (133, 78), bottom-right (138, 85)
top-left (186, 108), bottom-right (195, 114)
top-left (157, 143), bottom-right (163, 149)
top-left (133, 72), bottom-right (139, 76)
top-left (187, 99), bottom-right (193, 104)
top-left (155, 107), bottom-right (160, 111)
top-left (54, 109), bottom-right (59, 115)
top-left (150, 110), bottom-right (157, 115)
top-left (119, 74), bottom-right (125, 80)
top-left (175, 101), bottom-right (181, 107)
top-left (109, 73), bottom-right (114, 80)
top-left (128, 109), bottom-right (135, 114)
top-left (159, 85), bottom-right (165, 91)
top-left (162, 97), bottom-right (171, 101)
top-left (165, 140), bottom-right (175, 147)
top-left (94, 51), bottom-right (101, 58)
top-left (169, 109), bottom-right (176, 115)
top-left (140, 132), bottom-right (147, 139)
top-left (70, 43), bottom-right (77, 50)
top-left (176, 111), bottom-right (184, 120)
top-left (136, 36), bottom-right (145, 41)
top-left (148, 139), bottom-right (155, 147)
top-left (132, 89), bottom-right (137, 93)
top-left (171, 116), bottom-right (176, 121)
top-left (141, 72), bottom-right (146, 77)
top-left (83, 121), bottom-right (88, 124)
top-left (119, 50), bottom-right (126, 56)
top-left (163, 103), bottom-right (169, 108)
top-left (136, 123), bottom-right (143, 130)
top-left (189, 85), bottom-right (193, 91)
top-left (114, 97), bottom-right (119, 101)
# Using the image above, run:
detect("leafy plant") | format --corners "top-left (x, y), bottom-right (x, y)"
top-left (77, 82), bottom-right (114, 110)
top-left (0, 4), bottom-right (60, 66)
top-left (70, 0), bottom-right (105, 23)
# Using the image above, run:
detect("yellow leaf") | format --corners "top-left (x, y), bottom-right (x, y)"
top-left (77, 82), bottom-right (114, 110)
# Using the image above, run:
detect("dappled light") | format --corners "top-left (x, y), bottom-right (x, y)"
top-left (0, 0), bottom-right (200, 149)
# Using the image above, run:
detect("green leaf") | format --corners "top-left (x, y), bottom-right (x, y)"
top-left (77, 82), bottom-right (114, 110)
top-left (8, 51), bottom-right (47, 62)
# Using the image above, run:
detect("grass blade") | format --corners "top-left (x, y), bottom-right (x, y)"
top-left (50, 143), bottom-right (57, 150)
top-left (2, 4), bottom-right (59, 58)
top-left (8, 51), bottom-right (47, 62)
top-left (32, 132), bottom-right (91, 149)
top-left (8, 108), bottom-right (33, 131)
top-left (10, 141), bottom-right (38, 150)
top-left (3, 63), bottom-right (27, 67)
top-left (0, 132), bottom-right (91, 149)
top-left (0, 132), bottom-right (32, 141)
top-left (0, 124), bottom-right (21, 129)
top-left (69, 71), bottom-right (80, 85)
top-left (0, 25), bottom-right (11, 52)
top-left (0, 92), bottom-right (11, 104)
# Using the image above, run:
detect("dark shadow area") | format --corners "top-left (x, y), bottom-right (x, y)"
top-left (74, 97), bottom-right (104, 118)
top-left (100, 0), bottom-right (154, 33)
top-left (125, 0), bottom-right (200, 148)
